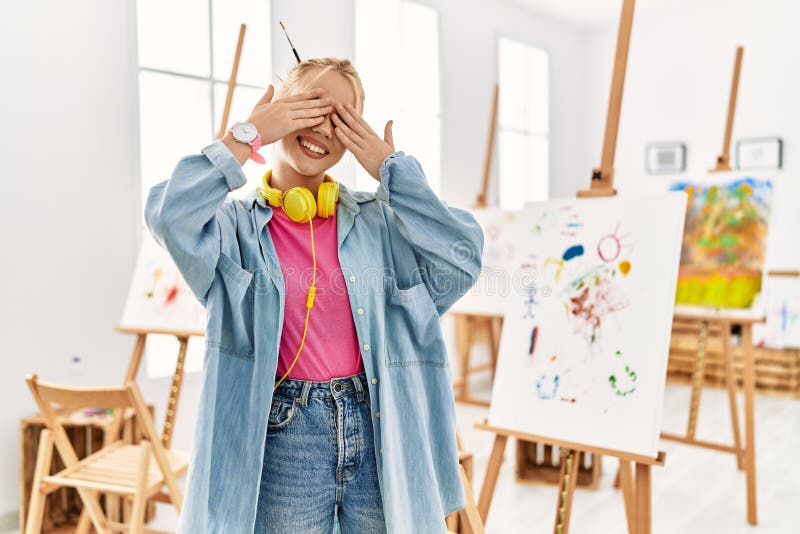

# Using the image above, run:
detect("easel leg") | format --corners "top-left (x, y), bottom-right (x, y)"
top-left (618, 460), bottom-right (635, 534)
top-left (720, 320), bottom-right (744, 469)
top-left (553, 448), bottom-right (580, 534)
top-left (455, 315), bottom-right (471, 401)
top-left (634, 462), bottom-right (651, 534)
top-left (489, 317), bottom-right (502, 380)
top-left (687, 321), bottom-right (709, 439)
top-left (458, 464), bottom-right (485, 534)
top-left (477, 434), bottom-right (508, 523)
top-left (742, 325), bottom-right (758, 525)
top-left (124, 333), bottom-right (147, 383)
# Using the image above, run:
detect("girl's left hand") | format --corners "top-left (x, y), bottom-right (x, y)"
top-left (332, 103), bottom-right (394, 181)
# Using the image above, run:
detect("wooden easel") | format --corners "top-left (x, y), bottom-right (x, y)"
top-left (476, 422), bottom-right (665, 534)
top-left (709, 47), bottom-right (743, 173)
top-left (659, 45), bottom-right (764, 526)
top-left (112, 326), bottom-right (203, 448)
top-left (452, 83), bottom-right (503, 406)
top-left (476, 2), bottom-right (665, 533)
top-left (661, 308), bottom-right (763, 525)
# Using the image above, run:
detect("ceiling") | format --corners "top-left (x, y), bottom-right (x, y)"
top-left (507, 0), bottom-right (694, 29)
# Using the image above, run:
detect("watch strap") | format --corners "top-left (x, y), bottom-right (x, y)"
top-left (228, 123), bottom-right (265, 164)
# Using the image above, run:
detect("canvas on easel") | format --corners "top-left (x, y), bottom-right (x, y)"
top-left (670, 176), bottom-right (774, 309)
top-left (120, 234), bottom-right (206, 334)
top-left (451, 207), bottom-right (518, 316)
top-left (488, 193), bottom-right (687, 458)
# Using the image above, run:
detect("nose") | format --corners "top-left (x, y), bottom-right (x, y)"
top-left (312, 113), bottom-right (334, 139)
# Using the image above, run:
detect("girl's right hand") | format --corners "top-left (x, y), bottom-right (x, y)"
top-left (246, 85), bottom-right (333, 146)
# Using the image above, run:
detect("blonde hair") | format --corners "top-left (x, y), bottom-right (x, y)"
top-left (277, 58), bottom-right (365, 112)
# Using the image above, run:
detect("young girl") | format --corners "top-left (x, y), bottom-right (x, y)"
top-left (145, 58), bottom-right (483, 534)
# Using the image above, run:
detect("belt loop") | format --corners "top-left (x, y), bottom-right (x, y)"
top-left (300, 381), bottom-right (312, 408)
top-left (352, 373), bottom-right (365, 402)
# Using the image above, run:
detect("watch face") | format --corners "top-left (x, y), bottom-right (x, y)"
top-left (233, 122), bottom-right (258, 143)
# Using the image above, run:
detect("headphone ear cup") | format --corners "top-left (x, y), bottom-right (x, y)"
top-left (317, 182), bottom-right (339, 218)
top-left (283, 188), bottom-right (317, 223)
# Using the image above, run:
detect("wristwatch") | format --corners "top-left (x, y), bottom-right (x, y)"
top-left (228, 121), bottom-right (265, 164)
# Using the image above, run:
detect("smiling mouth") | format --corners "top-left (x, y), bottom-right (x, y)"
top-left (297, 136), bottom-right (329, 159)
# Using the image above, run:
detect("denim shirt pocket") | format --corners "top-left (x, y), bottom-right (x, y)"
top-left (215, 253), bottom-right (256, 361)
top-left (217, 252), bottom-right (253, 303)
top-left (384, 278), bottom-right (448, 367)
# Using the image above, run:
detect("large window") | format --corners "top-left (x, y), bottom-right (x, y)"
top-left (355, 0), bottom-right (441, 194)
top-left (498, 38), bottom-right (549, 209)
top-left (136, 0), bottom-right (271, 377)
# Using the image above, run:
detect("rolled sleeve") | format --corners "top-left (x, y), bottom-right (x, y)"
top-left (201, 139), bottom-right (248, 191)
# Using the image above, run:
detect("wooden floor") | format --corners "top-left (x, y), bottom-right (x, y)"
top-left (8, 380), bottom-right (798, 533)
top-left (457, 376), bottom-right (800, 533)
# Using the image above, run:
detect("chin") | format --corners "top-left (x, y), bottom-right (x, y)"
top-left (287, 156), bottom-right (329, 177)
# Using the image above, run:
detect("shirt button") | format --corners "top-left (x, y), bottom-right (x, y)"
top-left (357, 308), bottom-right (364, 315)
top-left (375, 411), bottom-right (380, 419)
top-left (371, 378), bottom-right (378, 384)
top-left (363, 343), bottom-right (370, 351)
top-left (349, 275), bottom-right (356, 283)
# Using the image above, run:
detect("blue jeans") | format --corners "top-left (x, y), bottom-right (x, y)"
top-left (253, 371), bottom-right (387, 533)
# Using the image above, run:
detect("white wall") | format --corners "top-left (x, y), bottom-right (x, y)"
top-left (0, 0), bottom-right (583, 518)
top-left (0, 0), bottom-right (203, 519)
top-left (579, 0), bottom-right (800, 270)
top-left (433, 0), bottom-right (585, 205)
top-left (272, 0), bottom-right (584, 206)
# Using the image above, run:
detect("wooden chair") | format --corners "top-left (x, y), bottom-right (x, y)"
top-left (24, 375), bottom-right (188, 534)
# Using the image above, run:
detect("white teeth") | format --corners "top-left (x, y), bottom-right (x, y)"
top-left (300, 139), bottom-right (326, 155)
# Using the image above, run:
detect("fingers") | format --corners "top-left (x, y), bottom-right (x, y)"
top-left (289, 97), bottom-right (334, 110)
top-left (298, 116), bottom-right (327, 129)
top-left (384, 120), bottom-right (394, 148)
top-left (346, 103), bottom-right (377, 135)
top-left (279, 88), bottom-right (323, 103)
top-left (334, 124), bottom-right (363, 152)
top-left (291, 106), bottom-right (333, 119)
top-left (335, 103), bottom-right (372, 138)
top-left (256, 85), bottom-right (275, 106)
top-left (332, 114), bottom-right (365, 150)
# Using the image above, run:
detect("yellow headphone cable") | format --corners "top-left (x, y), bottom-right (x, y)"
top-left (273, 215), bottom-right (317, 391)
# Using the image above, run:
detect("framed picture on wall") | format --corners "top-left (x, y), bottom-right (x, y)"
top-left (736, 137), bottom-right (783, 170)
top-left (646, 142), bottom-right (686, 174)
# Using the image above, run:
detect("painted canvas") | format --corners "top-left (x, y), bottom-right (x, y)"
top-left (753, 276), bottom-right (800, 349)
top-left (119, 235), bottom-right (206, 333)
top-left (451, 207), bottom-right (518, 316)
top-left (488, 193), bottom-right (687, 458)
top-left (670, 177), bottom-right (773, 308)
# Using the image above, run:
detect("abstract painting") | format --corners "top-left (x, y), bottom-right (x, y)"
top-left (488, 193), bottom-right (687, 457)
top-left (119, 235), bottom-right (206, 333)
top-left (670, 177), bottom-right (773, 308)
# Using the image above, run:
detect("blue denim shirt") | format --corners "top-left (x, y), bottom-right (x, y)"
top-left (144, 139), bottom-right (484, 533)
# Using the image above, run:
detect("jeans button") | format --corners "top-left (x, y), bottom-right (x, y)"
top-left (334, 383), bottom-right (342, 392)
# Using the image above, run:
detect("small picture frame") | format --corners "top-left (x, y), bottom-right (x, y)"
top-left (645, 142), bottom-right (686, 174)
top-left (736, 137), bottom-right (783, 170)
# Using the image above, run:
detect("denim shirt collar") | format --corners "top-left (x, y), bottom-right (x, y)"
top-left (242, 181), bottom-right (377, 270)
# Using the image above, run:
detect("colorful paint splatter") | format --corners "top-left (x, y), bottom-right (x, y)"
top-left (487, 194), bottom-right (687, 458)
top-left (670, 178), bottom-right (773, 308)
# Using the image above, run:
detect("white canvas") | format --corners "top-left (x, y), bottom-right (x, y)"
top-left (488, 193), bottom-right (687, 458)
top-left (119, 235), bottom-right (206, 333)
top-left (451, 207), bottom-right (518, 316)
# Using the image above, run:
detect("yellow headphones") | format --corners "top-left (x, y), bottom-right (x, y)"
top-left (258, 170), bottom-right (340, 391)
top-left (257, 169), bottom-right (339, 223)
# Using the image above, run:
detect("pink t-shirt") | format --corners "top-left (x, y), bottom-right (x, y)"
top-left (268, 205), bottom-right (364, 381)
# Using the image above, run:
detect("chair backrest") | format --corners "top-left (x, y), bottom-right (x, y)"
top-left (25, 374), bottom-right (168, 474)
